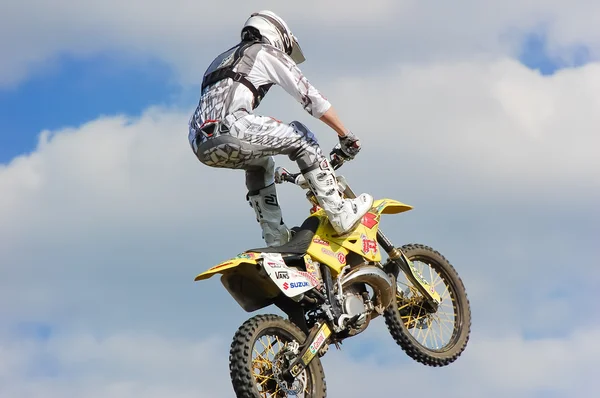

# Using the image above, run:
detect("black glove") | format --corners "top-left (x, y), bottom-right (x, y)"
top-left (338, 130), bottom-right (362, 159)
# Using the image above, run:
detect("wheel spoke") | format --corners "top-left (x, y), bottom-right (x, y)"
top-left (392, 253), bottom-right (466, 352)
top-left (250, 332), bottom-right (312, 397)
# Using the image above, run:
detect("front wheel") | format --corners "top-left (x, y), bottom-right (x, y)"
top-left (229, 314), bottom-right (327, 398)
top-left (383, 244), bottom-right (471, 367)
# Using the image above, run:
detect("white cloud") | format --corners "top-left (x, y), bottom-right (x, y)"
top-left (321, 58), bottom-right (600, 205)
top-left (2, 322), bottom-right (599, 397)
top-left (0, 331), bottom-right (233, 398)
top-left (1, 55), bottom-right (599, 396)
top-left (323, 323), bottom-right (600, 398)
top-left (2, 0), bottom-right (600, 87)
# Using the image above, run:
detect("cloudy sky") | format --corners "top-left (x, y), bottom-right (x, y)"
top-left (1, 1), bottom-right (599, 397)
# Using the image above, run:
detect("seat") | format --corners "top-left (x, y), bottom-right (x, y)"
top-left (246, 215), bottom-right (320, 254)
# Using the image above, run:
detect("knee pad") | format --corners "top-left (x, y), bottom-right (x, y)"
top-left (288, 121), bottom-right (324, 169)
top-left (290, 120), bottom-right (318, 145)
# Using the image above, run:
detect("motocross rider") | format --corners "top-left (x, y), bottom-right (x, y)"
top-left (188, 10), bottom-right (373, 247)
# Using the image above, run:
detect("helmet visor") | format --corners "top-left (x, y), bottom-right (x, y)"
top-left (290, 35), bottom-right (306, 64)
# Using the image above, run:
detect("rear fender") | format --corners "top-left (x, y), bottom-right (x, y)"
top-left (194, 251), bottom-right (321, 313)
top-left (194, 252), bottom-right (260, 281)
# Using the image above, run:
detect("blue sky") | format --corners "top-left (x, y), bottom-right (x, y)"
top-left (1, 3), bottom-right (599, 398)
top-left (519, 32), bottom-right (591, 75)
top-left (0, 54), bottom-right (188, 162)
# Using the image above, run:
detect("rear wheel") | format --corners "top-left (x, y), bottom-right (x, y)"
top-left (384, 244), bottom-right (471, 366)
top-left (229, 314), bottom-right (327, 398)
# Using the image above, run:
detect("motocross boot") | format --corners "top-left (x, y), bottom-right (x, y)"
top-left (247, 183), bottom-right (292, 247)
top-left (302, 158), bottom-right (373, 235)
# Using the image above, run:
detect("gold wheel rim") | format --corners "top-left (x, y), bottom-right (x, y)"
top-left (395, 258), bottom-right (458, 351)
top-left (252, 333), bottom-right (310, 397)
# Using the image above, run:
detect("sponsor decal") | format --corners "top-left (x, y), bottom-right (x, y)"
top-left (321, 247), bottom-right (336, 257)
top-left (375, 200), bottom-right (388, 213)
top-left (290, 363), bottom-right (304, 377)
top-left (235, 252), bottom-right (256, 259)
top-left (264, 193), bottom-right (278, 206)
top-left (266, 261), bottom-right (282, 268)
top-left (308, 328), bottom-right (329, 355)
top-left (320, 247), bottom-right (346, 264)
top-left (301, 324), bottom-right (331, 365)
top-left (312, 238), bottom-right (330, 246)
top-left (290, 282), bottom-right (310, 289)
top-left (361, 234), bottom-right (378, 255)
top-left (361, 212), bottom-right (379, 229)
top-left (282, 278), bottom-right (311, 292)
top-left (297, 270), bottom-right (319, 287)
top-left (290, 281), bottom-right (310, 289)
top-left (319, 158), bottom-right (329, 170)
top-left (218, 51), bottom-right (235, 67)
top-left (409, 262), bottom-right (429, 286)
top-left (304, 259), bottom-right (322, 287)
top-left (209, 261), bottom-right (233, 270)
top-left (275, 271), bottom-right (289, 279)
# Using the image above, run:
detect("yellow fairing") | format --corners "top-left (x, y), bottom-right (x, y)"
top-left (372, 198), bottom-right (413, 215)
top-left (194, 199), bottom-right (413, 281)
top-left (307, 199), bottom-right (413, 276)
top-left (306, 224), bottom-right (351, 276)
top-left (194, 252), bottom-right (260, 281)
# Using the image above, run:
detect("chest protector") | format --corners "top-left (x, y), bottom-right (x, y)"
top-left (201, 41), bottom-right (273, 109)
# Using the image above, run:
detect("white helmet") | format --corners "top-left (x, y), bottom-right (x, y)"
top-left (241, 10), bottom-right (306, 64)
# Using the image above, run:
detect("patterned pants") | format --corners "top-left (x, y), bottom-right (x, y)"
top-left (191, 113), bottom-right (325, 194)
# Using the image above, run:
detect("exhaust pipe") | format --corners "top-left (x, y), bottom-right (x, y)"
top-left (340, 265), bottom-right (395, 314)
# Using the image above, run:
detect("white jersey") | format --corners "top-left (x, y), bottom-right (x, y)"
top-left (189, 42), bottom-right (331, 146)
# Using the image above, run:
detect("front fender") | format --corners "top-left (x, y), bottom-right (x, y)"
top-left (194, 252), bottom-right (260, 281)
top-left (372, 199), bottom-right (413, 215)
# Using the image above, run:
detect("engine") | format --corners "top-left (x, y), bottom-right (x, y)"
top-left (337, 264), bottom-right (396, 335)
top-left (340, 285), bottom-right (371, 334)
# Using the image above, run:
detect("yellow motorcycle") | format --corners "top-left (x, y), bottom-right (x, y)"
top-left (194, 145), bottom-right (471, 397)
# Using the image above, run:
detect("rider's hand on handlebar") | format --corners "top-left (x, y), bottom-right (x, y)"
top-left (275, 166), bottom-right (309, 188)
top-left (338, 130), bottom-right (362, 159)
top-left (274, 167), bottom-right (291, 184)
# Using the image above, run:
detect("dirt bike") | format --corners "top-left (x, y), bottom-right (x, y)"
top-left (194, 145), bottom-right (471, 397)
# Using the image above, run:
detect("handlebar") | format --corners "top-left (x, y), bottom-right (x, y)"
top-left (329, 145), bottom-right (347, 170)
top-left (275, 144), bottom-right (351, 187)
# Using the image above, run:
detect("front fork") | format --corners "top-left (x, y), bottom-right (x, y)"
top-left (377, 229), bottom-right (441, 310)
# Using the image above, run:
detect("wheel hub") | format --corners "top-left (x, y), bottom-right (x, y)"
top-left (272, 350), bottom-right (306, 396)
